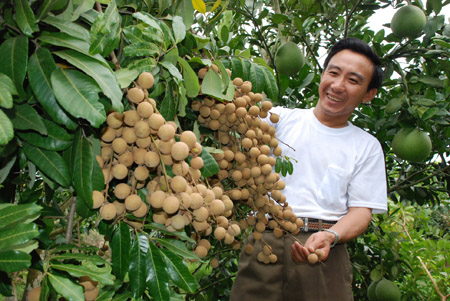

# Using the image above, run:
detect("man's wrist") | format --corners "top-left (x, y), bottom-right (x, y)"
top-left (323, 229), bottom-right (339, 248)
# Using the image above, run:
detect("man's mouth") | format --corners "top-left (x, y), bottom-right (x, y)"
top-left (327, 94), bottom-right (343, 102)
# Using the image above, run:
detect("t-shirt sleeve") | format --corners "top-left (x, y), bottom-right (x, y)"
top-left (347, 145), bottom-right (388, 214)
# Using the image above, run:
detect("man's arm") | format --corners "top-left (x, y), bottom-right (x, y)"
top-left (291, 207), bottom-right (372, 263)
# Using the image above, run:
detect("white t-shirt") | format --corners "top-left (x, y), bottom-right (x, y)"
top-left (268, 107), bottom-right (387, 221)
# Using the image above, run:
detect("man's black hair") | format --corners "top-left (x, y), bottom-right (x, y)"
top-left (323, 37), bottom-right (383, 91)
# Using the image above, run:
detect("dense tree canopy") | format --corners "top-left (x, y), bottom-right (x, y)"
top-left (0, 0), bottom-right (449, 300)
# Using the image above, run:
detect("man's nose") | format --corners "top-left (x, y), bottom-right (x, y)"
top-left (331, 77), bottom-right (345, 91)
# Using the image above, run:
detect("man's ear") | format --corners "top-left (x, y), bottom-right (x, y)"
top-left (362, 88), bottom-right (378, 104)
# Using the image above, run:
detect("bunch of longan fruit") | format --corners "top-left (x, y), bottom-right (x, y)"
top-left (94, 71), bottom-right (244, 259)
top-left (192, 65), bottom-right (305, 264)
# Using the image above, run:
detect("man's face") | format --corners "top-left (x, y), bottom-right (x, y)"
top-left (315, 49), bottom-right (377, 128)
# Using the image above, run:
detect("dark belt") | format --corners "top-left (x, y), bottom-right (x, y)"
top-left (301, 218), bottom-right (337, 232)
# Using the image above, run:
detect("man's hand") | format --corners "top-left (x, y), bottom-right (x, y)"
top-left (291, 231), bottom-right (336, 263)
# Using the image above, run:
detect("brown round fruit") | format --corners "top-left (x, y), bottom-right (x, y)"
top-left (125, 194), bottom-right (142, 211)
top-left (100, 203), bottom-right (117, 220)
top-left (137, 72), bottom-right (155, 89)
top-left (92, 190), bottom-right (104, 209)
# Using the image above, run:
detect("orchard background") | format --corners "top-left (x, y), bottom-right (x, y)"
top-left (0, 0), bottom-right (449, 300)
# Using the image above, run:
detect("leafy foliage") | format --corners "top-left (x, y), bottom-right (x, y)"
top-left (0, 0), bottom-right (449, 300)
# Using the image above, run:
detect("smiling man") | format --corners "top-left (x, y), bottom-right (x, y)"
top-left (230, 37), bottom-right (388, 300)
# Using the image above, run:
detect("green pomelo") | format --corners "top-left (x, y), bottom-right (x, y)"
top-left (391, 5), bottom-right (427, 38)
top-left (385, 98), bottom-right (403, 114)
top-left (374, 278), bottom-right (401, 301)
top-left (274, 41), bottom-right (304, 76)
top-left (392, 128), bottom-right (432, 162)
top-left (367, 281), bottom-right (379, 301)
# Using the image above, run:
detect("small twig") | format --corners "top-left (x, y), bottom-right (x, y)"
top-left (65, 197), bottom-right (77, 243)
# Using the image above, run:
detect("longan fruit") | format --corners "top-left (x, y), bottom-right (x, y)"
top-left (195, 245), bottom-right (208, 258)
top-left (134, 120), bottom-right (151, 138)
top-left (275, 180), bottom-right (286, 190)
top-left (134, 165), bottom-right (149, 181)
top-left (106, 112), bottom-right (123, 129)
top-left (112, 163), bottom-right (128, 180)
top-left (192, 142), bottom-right (203, 155)
top-left (127, 87), bottom-right (145, 103)
top-left (92, 190), bottom-right (104, 209)
top-left (153, 211), bottom-right (168, 224)
top-left (248, 105), bottom-right (260, 117)
top-left (240, 82), bottom-right (252, 93)
top-left (158, 123), bottom-right (176, 141)
top-left (242, 137), bottom-right (253, 149)
top-left (198, 68), bottom-right (208, 79)
top-left (100, 203), bottom-right (117, 220)
top-left (193, 206), bottom-right (209, 222)
top-left (210, 258), bottom-right (219, 268)
top-left (80, 279), bottom-right (96, 291)
top-left (137, 101), bottom-right (154, 118)
top-left (113, 201), bottom-right (126, 215)
top-left (228, 223), bottom-right (241, 236)
top-left (172, 161), bottom-right (189, 176)
top-left (315, 249), bottom-right (325, 260)
top-left (123, 110), bottom-right (140, 127)
top-left (179, 192), bottom-right (192, 209)
top-left (125, 194), bottom-right (142, 211)
top-left (253, 231), bottom-right (263, 240)
top-left (149, 190), bottom-right (166, 208)
top-left (214, 226), bottom-right (226, 240)
top-left (270, 113), bottom-right (280, 123)
top-left (144, 151), bottom-right (160, 168)
top-left (190, 156), bottom-right (204, 169)
top-left (269, 254), bottom-right (278, 263)
top-left (132, 202), bottom-right (148, 218)
top-left (307, 253), bottom-right (319, 264)
top-left (133, 147), bottom-right (146, 165)
top-left (198, 239), bottom-right (211, 250)
top-left (162, 195), bottom-right (180, 214)
top-left (255, 221), bottom-right (266, 232)
top-left (244, 244), bottom-right (254, 255)
top-left (212, 186), bottom-right (223, 198)
top-left (189, 192), bottom-right (204, 209)
top-left (137, 72), bottom-right (155, 89)
top-left (122, 127), bottom-right (137, 144)
top-left (84, 286), bottom-right (99, 301)
top-left (231, 170), bottom-right (243, 182)
top-left (171, 141), bottom-right (189, 161)
top-left (233, 77), bottom-right (244, 86)
top-left (112, 137), bottom-right (128, 154)
top-left (224, 233), bottom-right (235, 244)
top-left (148, 113), bottom-right (165, 130)
top-left (171, 214), bottom-right (186, 230)
top-left (209, 199), bottom-right (225, 216)
top-left (171, 176), bottom-right (187, 193)
top-left (107, 178), bottom-right (124, 196)
top-left (261, 100), bottom-right (273, 111)
top-left (158, 139), bottom-right (174, 155)
top-left (180, 131), bottom-right (197, 149)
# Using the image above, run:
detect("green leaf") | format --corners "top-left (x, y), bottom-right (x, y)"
top-left (177, 57), bottom-right (200, 98)
top-left (144, 223), bottom-right (195, 243)
top-left (89, 0), bottom-right (121, 56)
top-left (17, 120), bottom-right (72, 152)
top-left (0, 36), bottom-right (28, 98)
top-left (22, 144), bottom-right (71, 187)
top-left (0, 203), bottom-right (42, 230)
top-left (160, 60), bottom-right (183, 82)
top-left (229, 57), bottom-right (245, 80)
top-left (14, 0), bottom-right (39, 36)
top-left (161, 248), bottom-right (198, 293)
top-left (115, 68), bottom-right (139, 89)
top-left (28, 48), bottom-right (78, 130)
top-left (10, 103), bottom-right (47, 135)
top-left (0, 155), bottom-right (16, 184)
top-left (172, 16), bottom-right (186, 44)
top-left (71, 0), bottom-right (95, 21)
top-left (111, 222), bottom-right (131, 281)
top-left (153, 238), bottom-right (199, 260)
top-left (72, 130), bottom-right (94, 208)
top-left (54, 50), bottom-right (123, 112)
top-left (418, 76), bottom-right (444, 88)
top-left (146, 240), bottom-right (170, 301)
top-left (50, 253), bottom-right (107, 265)
top-left (201, 68), bottom-right (230, 101)
top-left (0, 109), bottom-right (14, 146)
top-left (200, 149), bottom-right (219, 178)
top-left (159, 83), bottom-right (177, 121)
top-left (213, 60), bottom-right (231, 94)
top-left (123, 42), bottom-right (160, 57)
top-left (41, 15), bottom-right (90, 40)
top-left (51, 264), bottom-right (114, 285)
top-left (0, 86), bottom-right (13, 110)
top-left (0, 73), bottom-right (17, 105)
top-left (132, 12), bottom-right (163, 34)
top-left (249, 62), bottom-right (265, 93)
top-left (51, 68), bottom-right (106, 128)
top-left (130, 232), bottom-right (148, 298)
top-left (260, 65), bottom-right (279, 101)
top-left (47, 273), bottom-right (84, 301)
top-left (0, 250), bottom-right (31, 273)
top-left (0, 223), bottom-right (39, 251)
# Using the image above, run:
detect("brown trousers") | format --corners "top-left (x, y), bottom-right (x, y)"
top-left (230, 231), bottom-right (353, 301)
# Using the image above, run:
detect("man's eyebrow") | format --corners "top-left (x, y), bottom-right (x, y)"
top-left (327, 64), bottom-right (365, 82)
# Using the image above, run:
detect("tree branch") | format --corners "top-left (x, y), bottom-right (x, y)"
top-left (65, 197), bottom-right (77, 243)
top-left (388, 165), bottom-right (450, 193)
